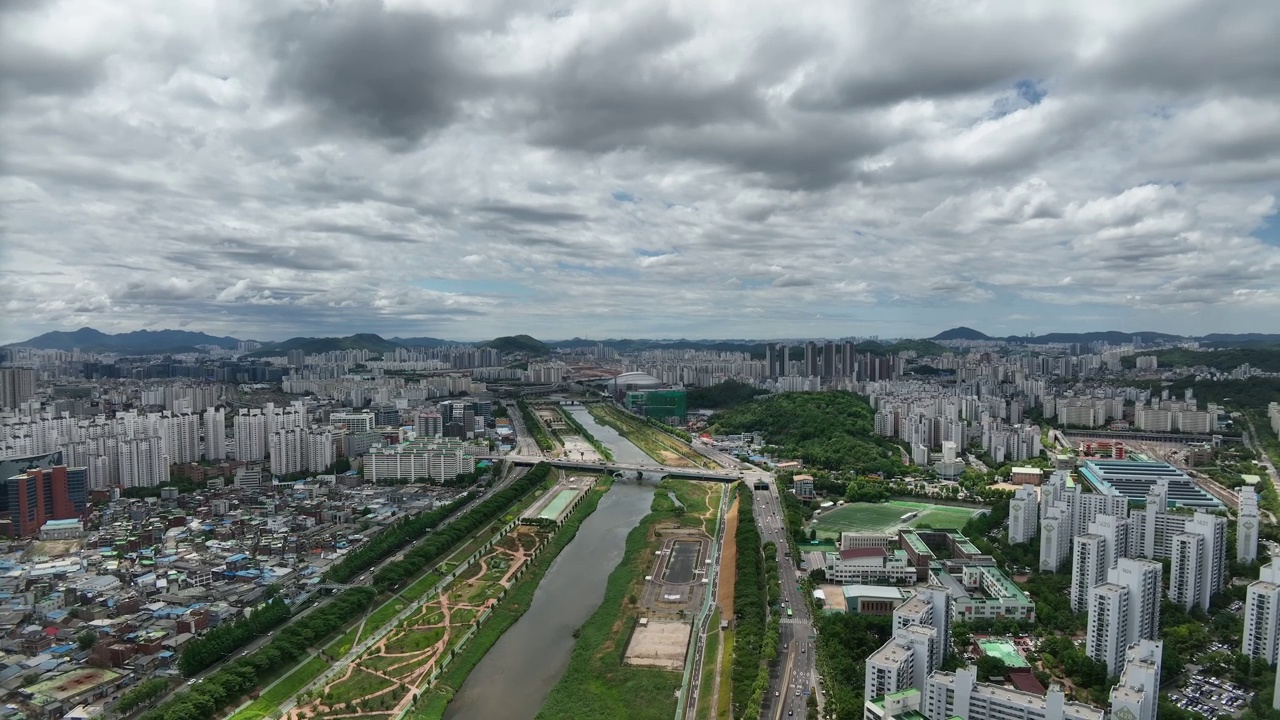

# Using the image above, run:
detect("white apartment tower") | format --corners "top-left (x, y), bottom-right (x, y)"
top-left (203, 406), bottom-right (226, 460)
top-left (864, 624), bottom-right (937, 702)
top-left (1169, 512), bottom-right (1227, 612)
top-left (1072, 534), bottom-right (1108, 614)
top-left (1086, 559), bottom-right (1162, 675)
top-left (117, 436), bottom-right (169, 488)
top-left (1008, 484), bottom-right (1038, 544)
top-left (1243, 560), bottom-right (1280, 664)
top-left (1038, 471), bottom-right (1129, 572)
top-left (893, 584), bottom-right (952, 669)
top-left (1108, 640), bottom-right (1163, 720)
top-left (234, 410), bottom-right (266, 462)
top-left (163, 411), bottom-right (201, 465)
top-left (1239, 487), bottom-right (1261, 564)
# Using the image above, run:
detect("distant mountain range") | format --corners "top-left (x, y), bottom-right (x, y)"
top-left (8, 327), bottom-right (240, 354)
top-left (9, 326), bottom-right (1278, 357)
top-left (928, 327), bottom-right (1280, 347)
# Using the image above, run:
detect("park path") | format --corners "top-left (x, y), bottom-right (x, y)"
top-left (283, 531), bottom-right (544, 720)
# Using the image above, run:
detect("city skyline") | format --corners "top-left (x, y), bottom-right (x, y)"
top-left (4, 1), bottom-right (1280, 343)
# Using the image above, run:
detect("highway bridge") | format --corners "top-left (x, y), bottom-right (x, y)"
top-left (477, 454), bottom-right (750, 481)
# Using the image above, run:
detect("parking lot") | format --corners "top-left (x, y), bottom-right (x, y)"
top-left (1169, 672), bottom-right (1254, 718)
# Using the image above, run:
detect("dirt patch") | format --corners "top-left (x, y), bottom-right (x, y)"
top-left (718, 496), bottom-right (739, 618)
top-left (656, 449), bottom-right (693, 467)
top-left (624, 620), bottom-right (691, 670)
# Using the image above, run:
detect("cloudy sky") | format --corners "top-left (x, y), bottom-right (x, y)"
top-left (3, 0), bottom-right (1279, 343)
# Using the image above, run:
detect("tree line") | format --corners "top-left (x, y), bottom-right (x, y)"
top-left (178, 596), bottom-right (291, 677)
top-left (686, 379), bottom-right (761, 409)
top-left (369, 463), bottom-right (554, 593)
top-left (730, 485), bottom-right (769, 718)
top-left (325, 494), bottom-right (471, 583)
top-left (517, 398), bottom-right (556, 451)
top-left (137, 586), bottom-right (377, 720)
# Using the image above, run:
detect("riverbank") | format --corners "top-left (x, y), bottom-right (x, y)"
top-left (409, 475), bottom-right (614, 719)
top-left (535, 487), bottom-right (686, 720)
top-left (588, 404), bottom-right (712, 468)
top-left (557, 405), bottom-right (614, 461)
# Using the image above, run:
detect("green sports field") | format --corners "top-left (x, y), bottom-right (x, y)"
top-left (810, 500), bottom-right (982, 539)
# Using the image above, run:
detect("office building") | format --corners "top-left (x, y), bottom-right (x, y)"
top-left (1108, 640), bottom-right (1163, 720)
top-left (287, 349), bottom-right (306, 367)
top-left (1008, 484), bottom-right (1038, 544)
top-left (1243, 561), bottom-right (1280, 664)
top-left (1, 466), bottom-right (87, 538)
top-left (1169, 512), bottom-right (1227, 612)
top-left (1085, 559), bottom-right (1162, 675)
top-left (330, 411), bottom-right (376, 434)
top-left (1239, 487), bottom-right (1261, 564)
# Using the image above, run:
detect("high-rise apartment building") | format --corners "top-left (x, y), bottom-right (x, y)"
top-left (203, 406), bottom-right (226, 460)
top-left (1072, 534), bottom-right (1108, 614)
top-left (1243, 560), bottom-right (1280, 664)
top-left (1170, 512), bottom-right (1227, 612)
top-left (234, 410), bottom-right (266, 461)
top-left (1239, 487), bottom-right (1260, 564)
top-left (0, 368), bottom-right (36, 410)
top-left (1108, 640), bottom-right (1163, 720)
top-left (1, 465), bottom-right (87, 537)
top-left (893, 584), bottom-right (952, 669)
top-left (1008, 484), bottom-right (1038, 544)
top-left (117, 437), bottom-right (169, 488)
top-left (1086, 559), bottom-right (1162, 675)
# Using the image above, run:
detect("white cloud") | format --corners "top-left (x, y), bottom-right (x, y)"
top-left (2, 0), bottom-right (1279, 342)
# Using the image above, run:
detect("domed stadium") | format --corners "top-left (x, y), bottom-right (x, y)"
top-left (605, 371), bottom-right (663, 393)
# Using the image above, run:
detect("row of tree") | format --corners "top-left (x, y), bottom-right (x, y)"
top-left (325, 493), bottom-right (471, 583)
top-left (178, 596), bottom-right (291, 676)
top-left (138, 587), bottom-right (377, 720)
top-left (517, 398), bottom-right (556, 451)
top-left (370, 463), bottom-right (554, 592)
top-left (729, 485), bottom-right (769, 718)
top-left (115, 678), bottom-right (170, 714)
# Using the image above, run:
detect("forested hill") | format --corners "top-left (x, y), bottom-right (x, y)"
top-left (709, 392), bottom-right (904, 476)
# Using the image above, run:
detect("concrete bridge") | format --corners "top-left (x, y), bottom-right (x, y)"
top-left (478, 454), bottom-right (752, 482)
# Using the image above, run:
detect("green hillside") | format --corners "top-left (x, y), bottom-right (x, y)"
top-left (484, 334), bottom-right (550, 355)
top-left (243, 333), bottom-right (400, 358)
top-left (709, 392), bottom-right (905, 475)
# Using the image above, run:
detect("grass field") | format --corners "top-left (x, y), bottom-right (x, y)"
top-left (810, 500), bottom-right (981, 539)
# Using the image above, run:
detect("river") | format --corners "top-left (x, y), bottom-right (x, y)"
top-left (443, 407), bottom-right (660, 720)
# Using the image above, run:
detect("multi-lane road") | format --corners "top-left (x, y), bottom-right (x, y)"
top-left (752, 479), bottom-right (819, 720)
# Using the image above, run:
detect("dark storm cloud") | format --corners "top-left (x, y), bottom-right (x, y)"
top-left (791, 11), bottom-right (1068, 112)
top-left (516, 8), bottom-right (765, 153)
top-left (1079, 0), bottom-right (1280, 95)
top-left (0, 46), bottom-right (105, 99)
top-left (475, 204), bottom-right (588, 225)
top-left (261, 0), bottom-right (477, 145)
